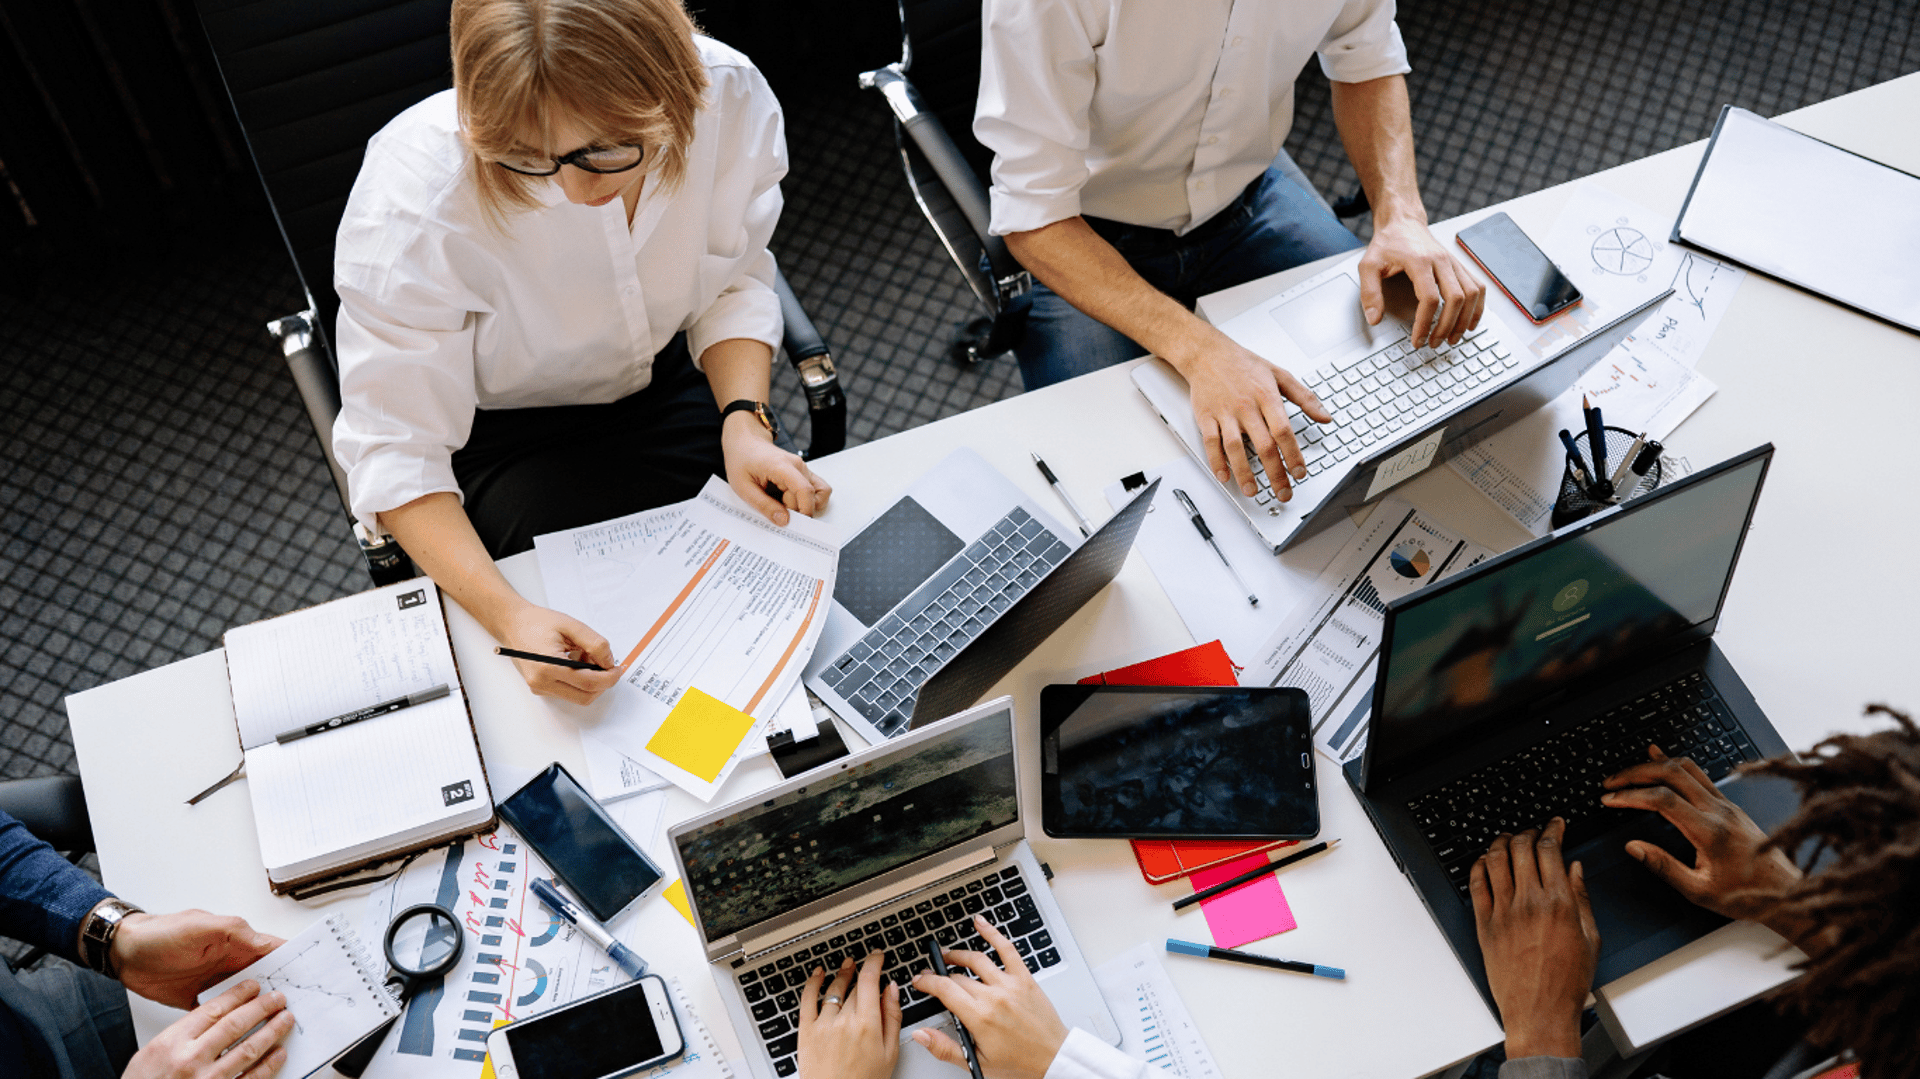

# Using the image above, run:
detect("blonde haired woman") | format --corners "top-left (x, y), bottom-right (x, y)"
top-left (332, 0), bottom-right (828, 702)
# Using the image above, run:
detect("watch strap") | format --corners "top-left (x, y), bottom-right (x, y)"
top-left (78, 897), bottom-right (143, 978)
top-left (720, 398), bottom-right (778, 437)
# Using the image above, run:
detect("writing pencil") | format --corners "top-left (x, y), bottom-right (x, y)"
top-left (1166, 939), bottom-right (1344, 980)
top-left (1171, 838), bottom-right (1339, 911)
top-left (494, 646), bottom-right (605, 671)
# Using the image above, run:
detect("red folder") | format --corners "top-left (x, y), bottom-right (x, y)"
top-left (1076, 641), bottom-right (1295, 884)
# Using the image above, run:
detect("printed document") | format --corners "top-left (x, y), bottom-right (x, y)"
top-left (1092, 942), bottom-right (1221, 1079)
top-left (1244, 499), bottom-right (1493, 765)
top-left (537, 477), bottom-right (838, 800)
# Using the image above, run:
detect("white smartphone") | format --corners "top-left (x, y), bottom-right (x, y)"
top-left (487, 975), bottom-right (685, 1079)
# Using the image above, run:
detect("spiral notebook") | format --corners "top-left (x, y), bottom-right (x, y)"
top-left (200, 913), bottom-right (399, 1079)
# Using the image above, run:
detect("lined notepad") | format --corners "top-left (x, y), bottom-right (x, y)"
top-left (200, 913), bottom-right (399, 1079)
top-left (224, 579), bottom-right (494, 891)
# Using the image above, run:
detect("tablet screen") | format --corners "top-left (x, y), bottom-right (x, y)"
top-left (1039, 686), bottom-right (1317, 839)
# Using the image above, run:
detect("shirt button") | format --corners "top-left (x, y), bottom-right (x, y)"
top-left (1232, 36), bottom-right (1244, 46)
top-left (1206, 136), bottom-right (1219, 146)
top-left (624, 285), bottom-right (637, 296)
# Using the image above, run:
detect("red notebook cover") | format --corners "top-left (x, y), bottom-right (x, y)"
top-left (1075, 641), bottom-right (1295, 884)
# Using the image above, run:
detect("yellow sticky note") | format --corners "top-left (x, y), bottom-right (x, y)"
top-left (664, 879), bottom-right (694, 925)
top-left (647, 687), bottom-right (756, 782)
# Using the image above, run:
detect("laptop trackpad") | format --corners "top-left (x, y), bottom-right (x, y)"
top-left (1571, 816), bottom-right (1728, 984)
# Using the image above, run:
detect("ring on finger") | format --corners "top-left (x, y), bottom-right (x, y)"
top-left (821, 994), bottom-right (842, 1007)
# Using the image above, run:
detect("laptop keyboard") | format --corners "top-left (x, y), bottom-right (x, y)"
top-left (819, 507), bottom-right (1071, 737)
top-left (1243, 326), bottom-right (1518, 503)
top-left (1409, 669), bottom-right (1761, 899)
top-left (733, 863), bottom-right (1061, 1076)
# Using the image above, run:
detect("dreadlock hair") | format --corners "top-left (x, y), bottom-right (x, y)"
top-left (1749, 704), bottom-right (1920, 1079)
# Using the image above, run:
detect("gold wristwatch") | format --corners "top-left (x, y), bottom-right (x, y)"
top-left (720, 398), bottom-right (780, 440)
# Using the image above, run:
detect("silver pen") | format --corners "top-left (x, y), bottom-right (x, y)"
top-left (1607, 432), bottom-right (1649, 502)
top-left (1172, 488), bottom-right (1258, 607)
top-left (1031, 452), bottom-right (1094, 536)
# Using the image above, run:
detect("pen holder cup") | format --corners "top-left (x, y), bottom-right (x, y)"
top-left (1550, 425), bottom-right (1662, 529)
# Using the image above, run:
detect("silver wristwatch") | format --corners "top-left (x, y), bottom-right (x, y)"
top-left (77, 897), bottom-right (143, 979)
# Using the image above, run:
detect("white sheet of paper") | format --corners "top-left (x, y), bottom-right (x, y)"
top-left (1244, 499), bottom-right (1494, 765)
top-left (1101, 456), bottom-right (1356, 668)
top-left (201, 913), bottom-right (398, 1079)
top-left (1448, 336), bottom-right (1716, 535)
top-left (1091, 941), bottom-right (1221, 1079)
top-left (536, 478), bottom-right (839, 800)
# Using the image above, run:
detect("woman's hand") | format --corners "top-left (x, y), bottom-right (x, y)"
top-left (721, 412), bottom-right (832, 526)
top-left (496, 601), bottom-right (621, 704)
top-left (797, 952), bottom-right (900, 1079)
top-left (1601, 746), bottom-right (1812, 945)
top-left (911, 915), bottom-right (1070, 1079)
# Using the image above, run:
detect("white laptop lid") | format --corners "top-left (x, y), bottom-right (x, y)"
top-left (668, 697), bottom-right (1024, 962)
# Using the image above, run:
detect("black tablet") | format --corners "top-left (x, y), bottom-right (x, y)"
top-left (1039, 684), bottom-right (1318, 840)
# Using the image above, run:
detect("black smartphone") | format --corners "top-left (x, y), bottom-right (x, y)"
top-left (1456, 211), bottom-right (1582, 323)
top-left (487, 975), bottom-right (684, 1079)
top-left (497, 763), bottom-right (665, 922)
top-left (1038, 685), bottom-right (1318, 840)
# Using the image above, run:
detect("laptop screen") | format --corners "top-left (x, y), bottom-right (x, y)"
top-left (674, 708), bottom-right (1018, 941)
top-left (1369, 449), bottom-right (1770, 781)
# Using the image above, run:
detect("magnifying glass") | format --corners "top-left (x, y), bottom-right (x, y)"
top-left (334, 903), bottom-right (464, 1077)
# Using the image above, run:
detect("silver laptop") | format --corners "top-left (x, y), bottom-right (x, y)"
top-left (1135, 256), bottom-right (1672, 552)
top-left (668, 696), bottom-right (1121, 1079)
top-left (804, 448), bottom-right (1159, 745)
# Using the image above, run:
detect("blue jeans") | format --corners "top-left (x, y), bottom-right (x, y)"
top-left (1013, 165), bottom-right (1363, 389)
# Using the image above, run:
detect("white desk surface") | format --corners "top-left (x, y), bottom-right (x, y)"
top-left (66, 72), bottom-right (1920, 1078)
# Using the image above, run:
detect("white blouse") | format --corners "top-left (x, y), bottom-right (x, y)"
top-left (1044, 1028), bottom-right (1148, 1079)
top-left (975, 0), bottom-right (1409, 237)
top-left (330, 36), bottom-right (786, 528)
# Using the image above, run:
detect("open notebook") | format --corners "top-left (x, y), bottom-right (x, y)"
top-left (225, 579), bottom-right (494, 892)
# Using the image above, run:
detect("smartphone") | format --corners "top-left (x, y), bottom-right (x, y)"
top-left (497, 763), bottom-right (665, 922)
top-left (1455, 211), bottom-right (1582, 323)
top-left (487, 975), bottom-right (684, 1079)
top-left (1038, 684), bottom-right (1319, 839)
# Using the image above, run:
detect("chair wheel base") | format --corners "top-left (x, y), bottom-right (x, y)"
top-left (947, 315), bottom-right (998, 365)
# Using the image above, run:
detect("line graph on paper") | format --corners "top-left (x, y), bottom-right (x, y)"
top-left (250, 937), bottom-right (372, 1036)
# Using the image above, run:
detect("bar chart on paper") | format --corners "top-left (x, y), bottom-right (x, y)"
top-left (1092, 942), bottom-right (1222, 1079)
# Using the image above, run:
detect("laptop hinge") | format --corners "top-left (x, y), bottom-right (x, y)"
top-left (736, 843), bottom-right (999, 959)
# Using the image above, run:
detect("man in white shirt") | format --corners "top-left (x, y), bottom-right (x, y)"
top-left (975, 0), bottom-right (1486, 507)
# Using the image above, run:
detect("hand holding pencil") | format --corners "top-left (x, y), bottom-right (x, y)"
top-left (493, 603), bottom-right (619, 704)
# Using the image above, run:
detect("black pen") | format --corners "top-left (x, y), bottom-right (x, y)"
top-left (925, 937), bottom-right (985, 1079)
top-left (1030, 452), bottom-right (1094, 537)
top-left (1171, 838), bottom-right (1339, 911)
top-left (1582, 395), bottom-right (1614, 500)
top-left (1172, 488), bottom-right (1258, 607)
top-left (495, 646), bottom-right (605, 671)
top-left (1558, 429), bottom-right (1598, 498)
top-left (274, 683), bottom-right (450, 744)
top-left (1165, 939), bottom-right (1344, 980)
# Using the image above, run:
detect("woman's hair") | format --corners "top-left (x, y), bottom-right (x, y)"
top-left (1752, 705), bottom-right (1920, 1079)
top-left (450, 0), bottom-right (707, 222)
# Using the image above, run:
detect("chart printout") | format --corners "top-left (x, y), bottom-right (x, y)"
top-left (1092, 942), bottom-right (1221, 1079)
top-left (538, 477), bottom-right (839, 800)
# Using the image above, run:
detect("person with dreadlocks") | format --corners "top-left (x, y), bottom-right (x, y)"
top-left (1472, 705), bottom-right (1920, 1079)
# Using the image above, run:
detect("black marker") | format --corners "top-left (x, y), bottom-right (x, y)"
top-left (924, 937), bottom-right (985, 1079)
top-left (274, 684), bottom-right (450, 744)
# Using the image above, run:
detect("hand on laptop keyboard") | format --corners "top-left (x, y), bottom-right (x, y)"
top-left (909, 914), bottom-right (1071, 1079)
top-left (1598, 745), bottom-right (1809, 932)
top-left (796, 952), bottom-right (900, 1079)
top-left (1179, 336), bottom-right (1332, 500)
top-left (1468, 817), bottom-right (1597, 1061)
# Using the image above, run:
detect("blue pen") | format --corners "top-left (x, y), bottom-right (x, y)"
top-left (1166, 939), bottom-right (1344, 980)
top-left (529, 877), bottom-right (648, 979)
top-left (1557, 428), bottom-right (1599, 497)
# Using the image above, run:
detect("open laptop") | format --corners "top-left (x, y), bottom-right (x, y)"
top-left (1347, 445), bottom-right (1788, 1008)
top-left (1135, 256), bottom-right (1673, 552)
top-left (668, 696), bottom-right (1120, 1079)
top-left (804, 448), bottom-right (1160, 744)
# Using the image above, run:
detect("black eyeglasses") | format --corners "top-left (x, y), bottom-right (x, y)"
top-left (495, 144), bottom-right (645, 176)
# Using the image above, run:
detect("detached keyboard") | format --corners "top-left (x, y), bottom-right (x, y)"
top-left (820, 507), bottom-right (1071, 736)
top-left (734, 863), bottom-right (1060, 1076)
top-left (1242, 327), bottom-right (1518, 504)
top-left (1409, 669), bottom-right (1760, 898)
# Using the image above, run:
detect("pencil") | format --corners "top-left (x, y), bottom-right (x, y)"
top-left (494, 646), bottom-right (605, 671)
top-left (1171, 839), bottom-right (1339, 911)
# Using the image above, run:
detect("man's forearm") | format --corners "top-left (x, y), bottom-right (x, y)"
top-left (1329, 74), bottom-right (1426, 227)
top-left (1004, 219), bottom-right (1234, 381)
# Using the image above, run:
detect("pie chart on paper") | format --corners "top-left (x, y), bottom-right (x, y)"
top-left (1388, 540), bottom-right (1431, 579)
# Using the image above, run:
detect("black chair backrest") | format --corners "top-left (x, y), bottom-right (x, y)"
top-left (195, 0), bottom-right (456, 361)
top-left (899, 0), bottom-right (993, 188)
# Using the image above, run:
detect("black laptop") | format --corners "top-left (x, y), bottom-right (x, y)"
top-left (1346, 445), bottom-right (1788, 1009)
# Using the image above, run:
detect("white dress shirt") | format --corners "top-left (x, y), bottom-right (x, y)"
top-left (331, 36), bottom-right (786, 528)
top-left (1043, 1028), bottom-right (1148, 1079)
top-left (975, 0), bottom-right (1409, 237)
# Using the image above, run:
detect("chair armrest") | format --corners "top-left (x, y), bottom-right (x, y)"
top-left (0, 776), bottom-right (93, 855)
top-left (771, 269), bottom-right (846, 459)
top-left (268, 313), bottom-right (351, 521)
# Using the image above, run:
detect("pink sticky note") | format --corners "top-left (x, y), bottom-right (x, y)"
top-left (1190, 851), bottom-right (1296, 948)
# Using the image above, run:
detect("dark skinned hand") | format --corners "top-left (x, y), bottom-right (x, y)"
top-left (1470, 818), bottom-right (1599, 1061)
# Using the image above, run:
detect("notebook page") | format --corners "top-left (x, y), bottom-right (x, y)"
top-left (246, 693), bottom-right (485, 876)
top-left (227, 581), bottom-right (458, 750)
top-left (200, 912), bottom-right (398, 1079)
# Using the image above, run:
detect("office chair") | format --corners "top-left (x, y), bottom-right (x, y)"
top-left (858, 0), bottom-right (1363, 365)
top-left (191, 0), bottom-right (846, 585)
top-left (0, 775), bottom-right (93, 971)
